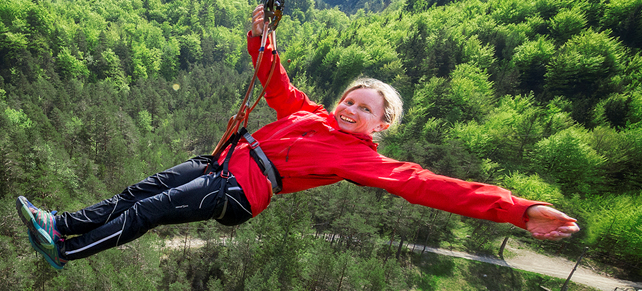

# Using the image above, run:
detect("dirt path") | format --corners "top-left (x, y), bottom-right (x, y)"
top-left (407, 240), bottom-right (642, 291)
top-left (164, 236), bottom-right (641, 291)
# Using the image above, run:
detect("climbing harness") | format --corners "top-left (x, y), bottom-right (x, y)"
top-left (210, 0), bottom-right (284, 196)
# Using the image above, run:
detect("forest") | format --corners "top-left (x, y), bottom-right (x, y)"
top-left (1, 0), bottom-right (641, 289)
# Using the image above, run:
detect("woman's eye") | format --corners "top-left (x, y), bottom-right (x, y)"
top-left (362, 107), bottom-right (371, 112)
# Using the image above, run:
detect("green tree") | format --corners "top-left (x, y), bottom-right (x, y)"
top-left (512, 35), bottom-right (556, 96)
top-left (600, 0), bottom-right (642, 49)
top-left (160, 37), bottom-right (180, 80)
top-left (56, 47), bottom-right (90, 80)
top-left (529, 127), bottom-right (606, 195)
top-left (179, 33), bottom-right (203, 70)
top-left (549, 7), bottom-right (587, 44)
top-left (449, 63), bottom-right (496, 122)
top-left (579, 194), bottom-right (642, 274)
top-left (544, 30), bottom-right (625, 125)
top-left (447, 93), bottom-right (546, 167)
top-left (489, 0), bottom-right (537, 24)
top-left (94, 48), bottom-right (128, 89)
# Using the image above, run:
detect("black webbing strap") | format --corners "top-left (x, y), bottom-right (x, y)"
top-left (213, 130), bottom-right (244, 220)
top-left (220, 131), bottom-right (243, 179)
top-left (210, 127), bottom-right (281, 220)
top-left (241, 128), bottom-right (282, 194)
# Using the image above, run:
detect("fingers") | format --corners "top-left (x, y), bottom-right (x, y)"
top-left (528, 205), bottom-right (577, 223)
top-left (252, 19), bottom-right (264, 36)
top-left (531, 222), bottom-right (580, 241)
top-left (251, 5), bottom-right (264, 37)
top-left (559, 223), bottom-right (581, 236)
top-left (546, 233), bottom-right (571, 241)
top-left (531, 231), bottom-right (565, 241)
top-left (545, 206), bottom-right (578, 222)
top-left (253, 4), bottom-right (264, 18)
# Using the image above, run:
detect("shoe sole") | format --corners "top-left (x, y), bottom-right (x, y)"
top-left (16, 196), bottom-right (54, 249)
top-left (28, 231), bottom-right (65, 270)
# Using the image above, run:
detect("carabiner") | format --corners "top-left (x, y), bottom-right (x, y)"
top-left (263, 0), bottom-right (283, 32)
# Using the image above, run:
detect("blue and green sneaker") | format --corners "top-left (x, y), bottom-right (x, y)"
top-left (28, 230), bottom-right (67, 269)
top-left (16, 196), bottom-right (62, 249)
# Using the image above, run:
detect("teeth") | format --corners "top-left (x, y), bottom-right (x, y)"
top-left (340, 115), bottom-right (356, 123)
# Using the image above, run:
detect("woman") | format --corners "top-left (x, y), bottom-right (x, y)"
top-left (17, 5), bottom-right (579, 270)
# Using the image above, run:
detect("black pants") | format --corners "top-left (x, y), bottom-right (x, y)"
top-left (54, 156), bottom-right (252, 260)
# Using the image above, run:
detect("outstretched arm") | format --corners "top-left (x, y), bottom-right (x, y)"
top-left (335, 148), bottom-right (580, 241)
top-left (525, 205), bottom-right (580, 241)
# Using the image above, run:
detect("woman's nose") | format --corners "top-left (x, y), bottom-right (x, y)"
top-left (345, 105), bottom-right (356, 114)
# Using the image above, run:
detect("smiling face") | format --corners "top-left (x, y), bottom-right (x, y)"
top-left (333, 88), bottom-right (390, 136)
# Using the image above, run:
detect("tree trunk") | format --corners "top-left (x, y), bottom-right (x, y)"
top-left (421, 225), bottom-right (431, 255)
top-left (336, 257), bottom-right (348, 291)
top-left (396, 235), bottom-right (405, 259)
top-left (498, 236), bottom-right (509, 259)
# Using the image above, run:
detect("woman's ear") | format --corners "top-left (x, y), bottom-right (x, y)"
top-left (372, 122), bottom-right (390, 133)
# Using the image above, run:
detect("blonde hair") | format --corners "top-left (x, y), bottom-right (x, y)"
top-left (337, 78), bottom-right (404, 128)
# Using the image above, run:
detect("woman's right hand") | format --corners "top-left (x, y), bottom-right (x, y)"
top-left (251, 5), bottom-right (264, 37)
top-left (525, 205), bottom-right (580, 241)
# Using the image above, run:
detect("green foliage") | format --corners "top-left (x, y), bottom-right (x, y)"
top-left (544, 29), bottom-right (626, 124)
top-left (4, 107), bottom-right (33, 129)
top-left (600, 0), bottom-right (642, 49)
top-left (179, 33), bottom-right (203, 70)
top-left (137, 110), bottom-right (154, 133)
top-left (593, 93), bottom-right (633, 129)
top-left (499, 171), bottom-right (564, 203)
top-left (545, 29), bottom-right (624, 94)
top-left (447, 93), bottom-right (547, 166)
top-left (98, 48), bottom-right (128, 88)
top-left (462, 35), bottom-right (495, 70)
top-left (449, 63), bottom-right (496, 120)
top-left (578, 194), bottom-right (642, 272)
top-left (630, 88), bottom-right (642, 125)
top-left (404, 62), bottom-right (495, 128)
top-left (512, 35), bottom-right (556, 94)
top-left (549, 7), bottom-right (588, 44)
top-left (321, 43), bottom-right (370, 101)
top-left (587, 125), bottom-right (642, 193)
top-left (529, 127), bottom-right (606, 195)
top-left (489, 0), bottom-right (538, 24)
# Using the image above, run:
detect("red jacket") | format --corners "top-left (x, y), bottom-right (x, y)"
top-left (217, 33), bottom-right (545, 229)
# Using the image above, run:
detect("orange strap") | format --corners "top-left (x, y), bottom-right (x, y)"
top-left (211, 25), bottom-right (278, 157)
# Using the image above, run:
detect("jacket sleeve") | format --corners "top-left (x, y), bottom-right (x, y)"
top-left (247, 32), bottom-right (324, 119)
top-left (336, 147), bottom-right (549, 230)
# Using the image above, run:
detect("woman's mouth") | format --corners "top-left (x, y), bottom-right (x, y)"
top-left (340, 115), bottom-right (356, 123)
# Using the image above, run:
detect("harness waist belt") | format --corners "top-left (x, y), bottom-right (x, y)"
top-left (242, 131), bottom-right (282, 194)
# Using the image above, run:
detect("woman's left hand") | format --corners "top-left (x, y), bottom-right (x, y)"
top-left (525, 205), bottom-right (580, 241)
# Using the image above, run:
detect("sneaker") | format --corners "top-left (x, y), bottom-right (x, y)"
top-left (16, 196), bottom-right (61, 249)
top-left (27, 230), bottom-right (67, 269)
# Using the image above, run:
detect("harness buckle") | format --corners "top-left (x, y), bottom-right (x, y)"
top-left (220, 171), bottom-right (230, 179)
top-left (242, 130), bottom-right (260, 149)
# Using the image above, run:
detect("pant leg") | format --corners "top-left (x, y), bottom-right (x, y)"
top-left (60, 172), bottom-right (252, 260)
top-left (55, 156), bottom-right (214, 236)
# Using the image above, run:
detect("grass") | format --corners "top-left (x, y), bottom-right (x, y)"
top-left (408, 252), bottom-right (601, 291)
